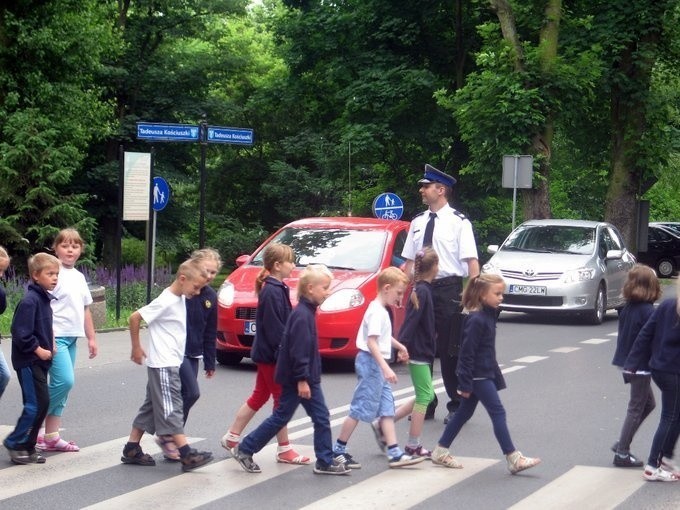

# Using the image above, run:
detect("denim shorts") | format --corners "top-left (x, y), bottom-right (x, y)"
top-left (348, 350), bottom-right (395, 422)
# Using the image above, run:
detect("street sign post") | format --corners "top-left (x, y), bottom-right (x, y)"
top-left (136, 123), bottom-right (200, 142)
top-left (207, 126), bottom-right (254, 145)
top-left (372, 192), bottom-right (404, 220)
top-left (502, 155), bottom-right (533, 230)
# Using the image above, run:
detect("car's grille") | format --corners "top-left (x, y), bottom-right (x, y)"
top-left (500, 270), bottom-right (562, 282)
top-left (238, 335), bottom-right (255, 347)
top-left (236, 307), bottom-right (257, 320)
top-left (503, 295), bottom-right (564, 307)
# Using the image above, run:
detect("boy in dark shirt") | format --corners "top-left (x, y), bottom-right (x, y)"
top-left (3, 253), bottom-right (60, 465)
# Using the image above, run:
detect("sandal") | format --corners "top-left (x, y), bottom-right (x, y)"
top-left (155, 435), bottom-right (180, 461)
top-left (507, 450), bottom-right (541, 474)
top-left (181, 449), bottom-right (214, 472)
top-left (41, 437), bottom-right (80, 452)
top-left (276, 445), bottom-right (311, 465)
top-left (121, 444), bottom-right (156, 466)
top-left (432, 446), bottom-right (463, 468)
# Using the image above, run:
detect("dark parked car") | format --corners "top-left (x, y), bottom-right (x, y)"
top-left (637, 224), bottom-right (680, 278)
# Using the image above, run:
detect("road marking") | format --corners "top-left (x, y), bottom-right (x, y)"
top-left (0, 435), bottom-right (203, 501)
top-left (513, 356), bottom-right (548, 363)
top-left (581, 338), bottom-right (611, 345)
top-left (607, 332), bottom-right (618, 337)
top-left (83, 442), bottom-right (307, 509)
top-left (501, 366), bottom-right (526, 374)
top-left (508, 465), bottom-right (644, 510)
top-left (550, 347), bottom-right (581, 353)
top-left (299, 456), bottom-right (499, 510)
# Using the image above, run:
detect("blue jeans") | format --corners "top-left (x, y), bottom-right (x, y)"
top-left (648, 370), bottom-right (680, 467)
top-left (240, 381), bottom-right (333, 465)
top-left (179, 356), bottom-right (200, 425)
top-left (0, 350), bottom-right (10, 399)
top-left (5, 365), bottom-right (50, 451)
top-left (438, 378), bottom-right (515, 455)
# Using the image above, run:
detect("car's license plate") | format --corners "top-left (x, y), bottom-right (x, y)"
top-left (244, 321), bottom-right (256, 335)
top-left (508, 284), bottom-right (547, 296)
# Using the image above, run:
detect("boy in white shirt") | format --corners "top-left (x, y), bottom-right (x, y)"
top-left (121, 259), bottom-right (213, 472)
top-left (332, 267), bottom-right (425, 469)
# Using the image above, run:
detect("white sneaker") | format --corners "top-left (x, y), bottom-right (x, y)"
top-left (661, 456), bottom-right (680, 477)
top-left (643, 464), bottom-right (679, 482)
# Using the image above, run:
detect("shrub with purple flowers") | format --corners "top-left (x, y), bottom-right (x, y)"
top-left (0, 264), bottom-right (174, 334)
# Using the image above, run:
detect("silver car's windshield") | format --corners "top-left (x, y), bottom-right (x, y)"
top-left (502, 225), bottom-right (596, 255)
top-left (251, 228), bottom-right (388, 272)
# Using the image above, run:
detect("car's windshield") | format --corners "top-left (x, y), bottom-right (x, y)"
top-left (502, 225), bottom-right (595, 255)
top-left (251, 228), bottom-right (388, 272)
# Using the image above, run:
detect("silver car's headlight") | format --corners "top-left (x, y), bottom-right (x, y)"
top-left (217, 282), bottom-right (235, 307)
top-left (320, 289), bottom-right (365, 312)
top-left (482, 262), bottom-right (501, 275)
top-left (561, 267), bottom-right (595, 283)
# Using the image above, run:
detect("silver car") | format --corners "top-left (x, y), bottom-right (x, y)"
top-left (482, 219), bottom-right (636, 324)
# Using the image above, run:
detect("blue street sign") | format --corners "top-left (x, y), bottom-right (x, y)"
top-left (152, 176), bottom-right (170, 212)
top-left (207, 126), bottom-right (254, 145)
top-left (137, 122), bottom-right (199, 142)
top-left (372, 192), bottom-right (404, 220)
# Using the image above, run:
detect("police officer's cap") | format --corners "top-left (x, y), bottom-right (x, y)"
top-left (418, 164), bottom-right (456, 188)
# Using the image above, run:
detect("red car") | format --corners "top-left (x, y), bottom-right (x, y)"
top-left (215, 217), bottom-right (411, 365)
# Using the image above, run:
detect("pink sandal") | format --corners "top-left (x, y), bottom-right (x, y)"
top-left (42, 437), bottom-right (80, 452)
top-left (155, 435), bottom-right (180, 461)
top-left (276, 445), bottom-right (311, 465)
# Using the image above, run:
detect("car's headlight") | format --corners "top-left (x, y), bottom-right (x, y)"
top-left (482, 262), bottom-right (501, 275)
top-left (217, 282), bottom-right (235, 307)
top-left (562, 268), bottom-right (595, 283)
top-left (320, 289), bottom-right (365, 312)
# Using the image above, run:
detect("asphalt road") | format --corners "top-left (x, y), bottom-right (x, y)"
top-left (0, 282), bottom-right (679, 509)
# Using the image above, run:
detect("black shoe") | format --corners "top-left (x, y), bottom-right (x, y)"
top-left (443, 411), bottom-right (456, 425)
top-left (121, 444), bottom-right (156, 466)
top-left (313, 459), bottom-right (351, 475)
top-left (334, 452), bottom-right (361, 469)
top-left (233, 445), bottom-right (260, 473)
top-left (181, 448), bottom-right (213, 472)
top-left (613, 453), bottom-right (643, 468)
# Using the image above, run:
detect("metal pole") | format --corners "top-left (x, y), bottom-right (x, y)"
top-left (199, 120), bottom-right (207, 248)
top-left (116, 145), bottom-right (124, 320)
top-left (348, 140), bottom-right (352, 217)
top-left (512, 155), bottom-right (519, 230)
top-left (146, 147), bottom-right (155, 303)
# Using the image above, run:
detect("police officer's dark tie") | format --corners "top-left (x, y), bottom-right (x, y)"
top-left (423, 212), bottom-right (436, 247)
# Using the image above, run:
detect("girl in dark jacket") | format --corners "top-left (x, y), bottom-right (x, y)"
top-left (431, 273), bottom-right (541, 475)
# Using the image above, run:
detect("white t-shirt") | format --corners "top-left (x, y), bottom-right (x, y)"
top-left (355, 299), bottom-right (392, 359)
top-left (138, 288), bottom-right (186, 368)
top-left (51, 266), bottom-right (93, 337)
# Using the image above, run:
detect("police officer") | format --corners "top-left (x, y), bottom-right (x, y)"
top-left (402, 164), bottom-right (480, 423)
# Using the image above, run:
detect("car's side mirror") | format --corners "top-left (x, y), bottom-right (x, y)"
top-left (487, 244), bottom-right (499, 254)
top-left (605, 249), bottom-right (623, 260)
top-left (235, 254), bottom-right (250, 267)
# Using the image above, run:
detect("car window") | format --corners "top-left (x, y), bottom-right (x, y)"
top-left (252, 228), bottom-right (388, 272)
top-left (391, 230), bottom-right (407, 267)
top-left (649, 227), bottom-right (673, 242)
top-left (600, 227), bottom-right (622, 258)
top-left (502, 225), bottom-right (595, 254)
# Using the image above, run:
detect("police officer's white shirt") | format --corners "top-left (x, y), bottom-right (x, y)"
top-left (402, 203), bottom-right (478, 279)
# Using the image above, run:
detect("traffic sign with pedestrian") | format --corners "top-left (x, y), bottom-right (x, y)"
top-left (152, 176), bottom-right (170, 212)
top-left (372, 192), bottom-right (404, 220)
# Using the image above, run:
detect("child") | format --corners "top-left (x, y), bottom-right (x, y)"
top-left (399, 248), bottom-right (439, 457)
top-left (4, 253), bottom-right (60, 464)
top-left (39, 229), bottom-right (98, 452)
top-left (0, 246), bottom-right (11, 400)
top-left (431, 274), bottom-right (541, 474)
top-left (121, 259), bottom-right (213, 472)
top-left (611, 264), bottom-right (661, 468)
top-left (233, 264), bottom-right (349, 475)
top-left (625, 277), bottom-right (680, 482)
top-left (221, 243), bottom-right (310, 465)
top-left (156, 248), bottom-right (221, 461)
top-left (332, 267), bottom-right (424, 469)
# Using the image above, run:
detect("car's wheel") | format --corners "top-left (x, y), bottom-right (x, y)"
top-left (656, 258), bottom-right (675, 278)
top-left (216, 350), bottom-right (243, 366)
top-left (587, 284), bottom-right (606, 325)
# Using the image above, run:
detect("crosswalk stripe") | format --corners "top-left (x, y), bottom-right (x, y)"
top-left (82, 442), bottom-right (309, 509)
top-left (508, 465), bottom-right (645, 510)
top-left (0, 435), bottom-right (202, 501)
top-left (299, 456), bottom-right (499, 510)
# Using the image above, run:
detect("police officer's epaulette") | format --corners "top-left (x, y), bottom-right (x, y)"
top-left (453, 210), bottom-right (468, 221)
top-left (412, 210), bottom-right (428, 221)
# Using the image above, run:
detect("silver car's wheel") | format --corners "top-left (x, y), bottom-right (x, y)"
top-left (587, 285), bottom-right (606, 325)
top-left (656, 258), bottom-right (675, 278)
